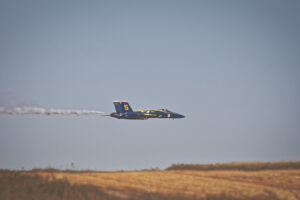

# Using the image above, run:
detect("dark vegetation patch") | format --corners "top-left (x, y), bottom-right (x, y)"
top-left (0, 170), bottom-right (117, 200)
top-left (166, 161), bottom-right (300, 171)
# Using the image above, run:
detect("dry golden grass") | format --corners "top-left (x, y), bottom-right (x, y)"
top-left (1, 162), bottom-right (300, 200)
top-left (26, 169), bottom-right (300, 200)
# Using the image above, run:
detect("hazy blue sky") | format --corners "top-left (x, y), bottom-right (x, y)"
top-left (1, 0), bottom-right (300, 170)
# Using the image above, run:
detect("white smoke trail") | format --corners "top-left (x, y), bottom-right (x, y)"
top-left (0, 106), bottom-right (106, 116)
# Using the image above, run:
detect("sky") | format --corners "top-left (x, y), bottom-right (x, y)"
top-left (0, 0), bottom-right (300, 170)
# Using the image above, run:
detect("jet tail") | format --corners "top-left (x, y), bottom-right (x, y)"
top-left (113, 100), bottom-right (133, 113)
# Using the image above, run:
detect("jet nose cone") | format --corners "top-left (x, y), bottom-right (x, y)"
top-left (173, 113), bottom-right (185, 118)
top-left (178, 114), bottom-right (185, 118)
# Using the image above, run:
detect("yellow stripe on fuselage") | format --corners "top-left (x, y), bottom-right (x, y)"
top-left (134, 109), bottom-right (170, 114)
top-left (144, 114), bottom-right (158, 117)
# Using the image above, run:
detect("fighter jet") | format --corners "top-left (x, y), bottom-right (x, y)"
top-left (110, 100), bottom-right (185, 120)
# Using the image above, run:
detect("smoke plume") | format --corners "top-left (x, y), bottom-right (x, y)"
top-left (0, 106), bottom-right (106, 116)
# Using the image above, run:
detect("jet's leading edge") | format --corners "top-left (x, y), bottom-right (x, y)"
top-left (110, 101), bottom-right (185, 120)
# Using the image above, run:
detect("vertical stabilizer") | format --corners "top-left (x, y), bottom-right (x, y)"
top-left (113, 100), bottom-right (133, 113)
top-left (113, 101), bottom-right (122, 113)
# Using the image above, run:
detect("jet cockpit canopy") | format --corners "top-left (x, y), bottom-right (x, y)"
top-left (160, 109), bottom-right (172, 112)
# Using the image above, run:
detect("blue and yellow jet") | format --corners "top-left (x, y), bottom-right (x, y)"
top-left (110, 101), bottom-right (185, 120)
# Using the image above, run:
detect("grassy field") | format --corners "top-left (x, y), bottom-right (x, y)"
top-left (1, 162), bottom-right (300, 200)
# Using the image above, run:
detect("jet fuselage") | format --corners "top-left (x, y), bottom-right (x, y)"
top-left (110, 101), bottom-right (185, 120)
